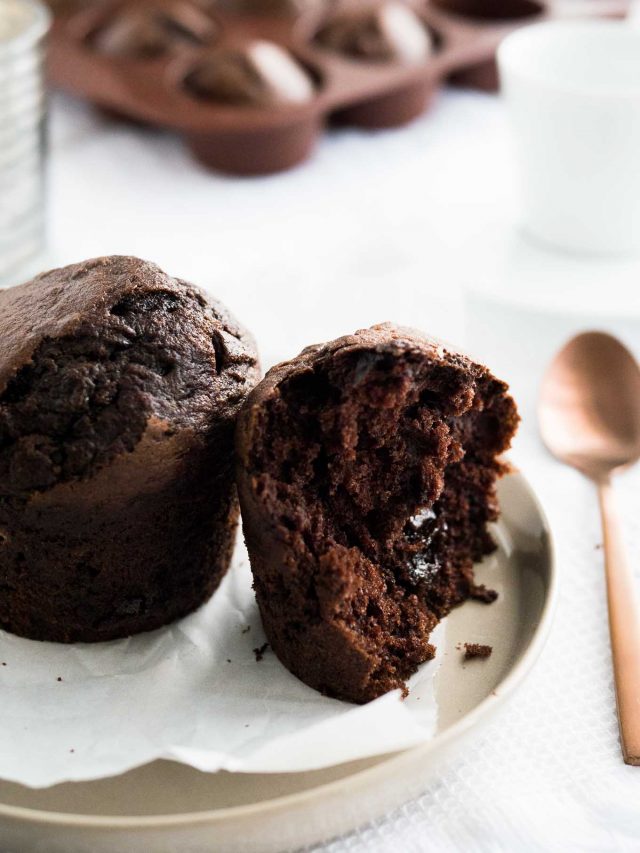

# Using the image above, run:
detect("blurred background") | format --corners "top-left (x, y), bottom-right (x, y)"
top-left (5, 0), bottom-right (639, 394)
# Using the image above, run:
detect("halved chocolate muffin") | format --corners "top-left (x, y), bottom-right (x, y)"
top-left (236, 324), bottom-right (518, 703)
top-left (0, 256), bottom-right (259, 642)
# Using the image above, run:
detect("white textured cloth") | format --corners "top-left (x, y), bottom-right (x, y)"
top-left (310, 439), bottom-right (640, 853)
top-left (45, 82), bottom-right (640, 852)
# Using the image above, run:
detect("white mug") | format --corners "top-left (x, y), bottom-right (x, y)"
top-left (498, 21), bottom-right (640, 256)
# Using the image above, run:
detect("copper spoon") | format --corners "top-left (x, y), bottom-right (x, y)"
top-left (539, 331), bottom-right (640, 765)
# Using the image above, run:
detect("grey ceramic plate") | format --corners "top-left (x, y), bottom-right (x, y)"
top-left (0, 471), bottom-right (556, 853)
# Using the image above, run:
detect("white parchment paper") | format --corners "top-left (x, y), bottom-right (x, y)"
top-left (0, 540), bottom-right (444, 789)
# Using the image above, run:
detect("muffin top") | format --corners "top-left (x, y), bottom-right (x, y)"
top-left (237, 322), bottom-right (489, 429)
top-left (237, 323), bottom-right (514, 528)
top-left (0, 256), bottom-right (259, 498)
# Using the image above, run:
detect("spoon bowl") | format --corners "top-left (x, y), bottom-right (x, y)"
top-left (539, 330), bottom-right (640, 766)
top-left (539, 331), bottom-right (640, 481)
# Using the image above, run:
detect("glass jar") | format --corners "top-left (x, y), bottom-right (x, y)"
top-left (0, 0), bottom-right (51, 285)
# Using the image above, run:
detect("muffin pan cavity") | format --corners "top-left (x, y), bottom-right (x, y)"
top-left (184, 41), bottom-right (316, 107)
top-left (89, 2), bottom-right (218, 60)
top-left (314, 2), bottom-right (434, 65)
top-left (432, 0), bottom-right (543, 21)
top-left (48, 0), bottom-right (629, 174)
top-left (218, 0), bottom-right (326, 14)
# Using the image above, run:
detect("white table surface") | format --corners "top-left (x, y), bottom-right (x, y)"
top-left (39, 83), bottom-right (640, 851)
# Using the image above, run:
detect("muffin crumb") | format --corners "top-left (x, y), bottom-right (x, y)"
top-left (470, 584), bottom-right (498, 604)
top-left (464, 643), bottom-right (492, 660)
top-left (253, 643), bottom-right (269, 662)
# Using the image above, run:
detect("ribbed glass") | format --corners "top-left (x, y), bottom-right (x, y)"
top-left (0, 0), bottom-right (50, 284)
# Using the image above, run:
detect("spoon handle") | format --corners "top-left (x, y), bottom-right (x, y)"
top-left (599, 479), bottom-right (640, 766)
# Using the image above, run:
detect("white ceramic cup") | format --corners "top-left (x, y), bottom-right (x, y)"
top-left (498, 20), bottom-right (640, 256)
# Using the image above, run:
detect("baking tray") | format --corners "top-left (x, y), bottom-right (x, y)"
top-left (47, 0), bottom-right (629, 174)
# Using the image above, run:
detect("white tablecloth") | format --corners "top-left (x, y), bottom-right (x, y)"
top-left (44, 84), bottom-right (640, 852)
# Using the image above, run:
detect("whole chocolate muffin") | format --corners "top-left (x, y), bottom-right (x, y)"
top-left (236, 324), bottom-right (518, 703)
top-left (0, 256), bottom-right (259, 643)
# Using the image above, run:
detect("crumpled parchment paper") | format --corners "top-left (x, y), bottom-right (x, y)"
top-left (0, 540), bottom-right (444, 789)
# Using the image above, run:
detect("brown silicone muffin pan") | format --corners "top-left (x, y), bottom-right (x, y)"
top-left (48, 0), bottom-right (629, 175)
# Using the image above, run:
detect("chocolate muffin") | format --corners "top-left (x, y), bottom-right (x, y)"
top-left (236, 324), bottom-right (518, 704)
top-left (0, 256), bottom-right (259, 643)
